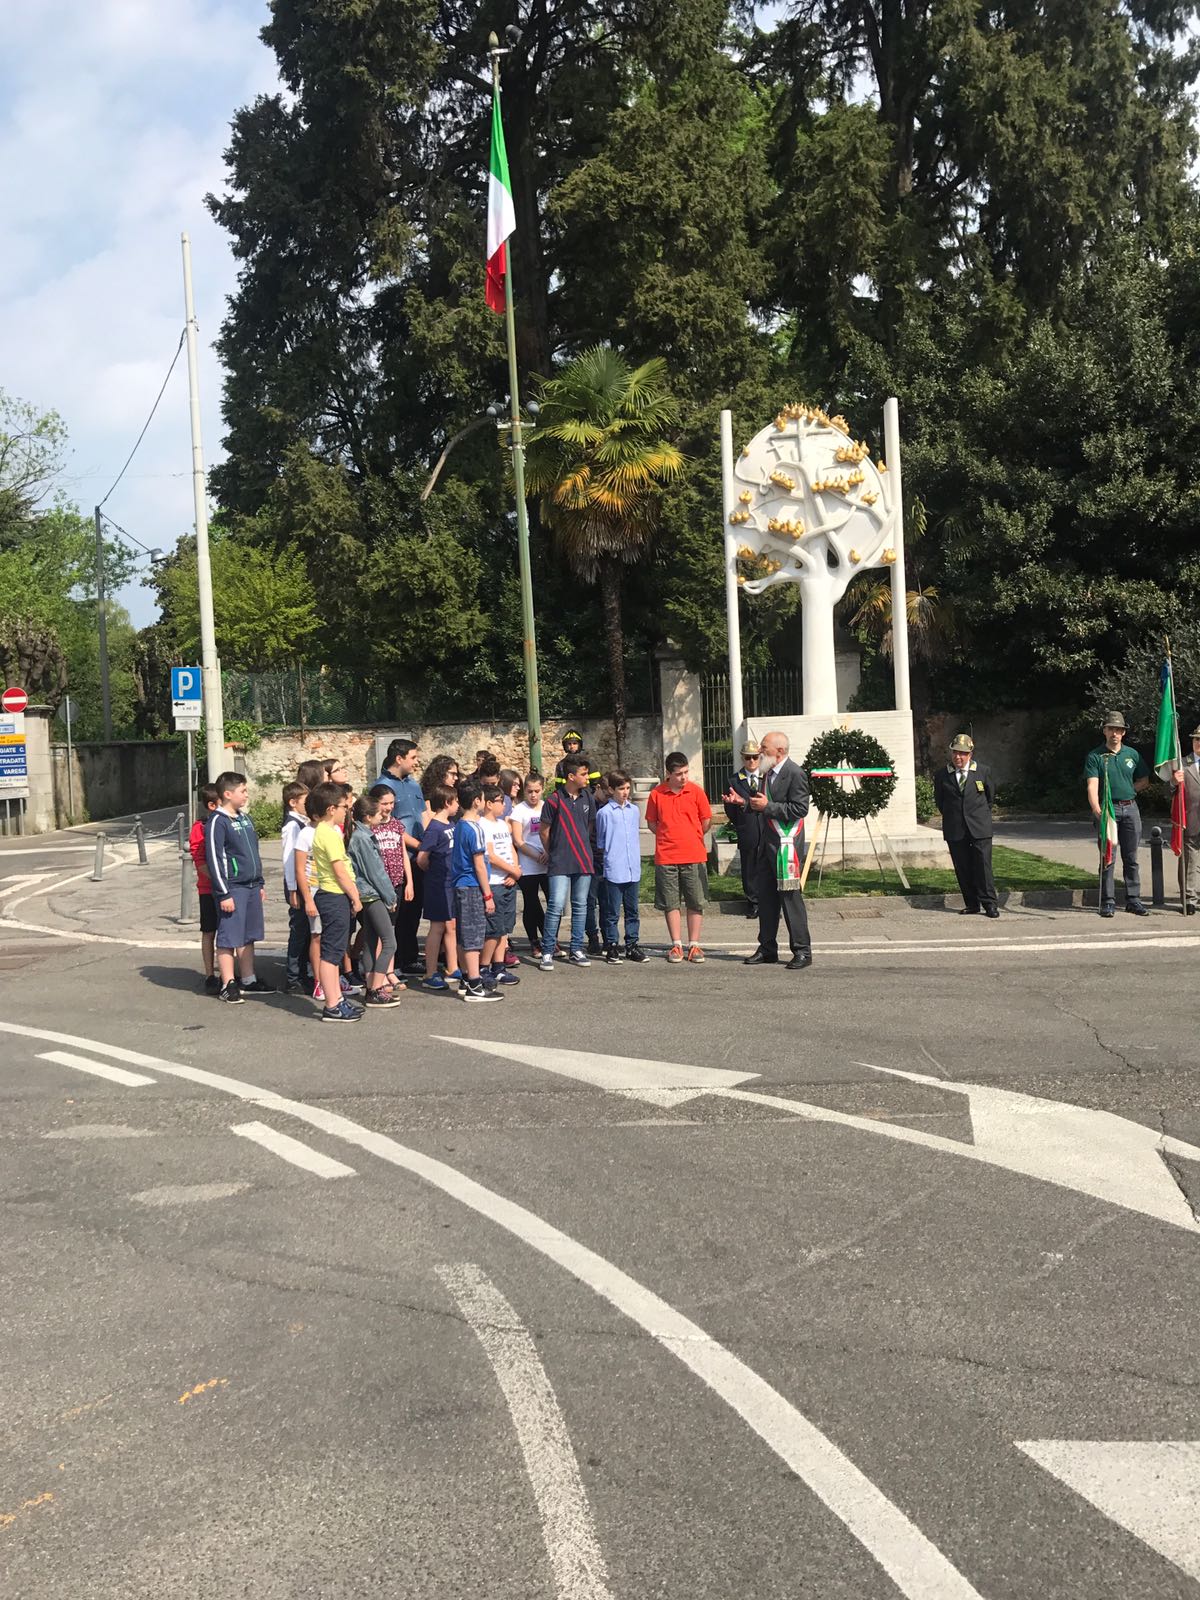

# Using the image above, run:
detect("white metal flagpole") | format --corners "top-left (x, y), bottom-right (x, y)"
top-left (883, 398), bottom-right (911, 713)
top-left (181, 231), bottom-right (225, 782)
top-left (720, 409), bottom-right (745, 750)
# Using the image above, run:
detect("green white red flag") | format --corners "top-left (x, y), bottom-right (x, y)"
top-left (1154, 657), bottom-right (1186, 855)
top-left (486, 86), bottom-right (515, 313)
top-left (1099, 760), bottom-right (1118, 867)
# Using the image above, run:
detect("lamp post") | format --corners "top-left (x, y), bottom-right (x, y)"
top-left (488, 29), bottom-right (543, 778)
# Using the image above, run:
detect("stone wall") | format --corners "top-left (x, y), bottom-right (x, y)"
top-left (48, 738), bottom-right (188, 826)
top-left (916, 709), bottom-right (1070, 785)
top-left (241, 714), bottom-right (662, 800)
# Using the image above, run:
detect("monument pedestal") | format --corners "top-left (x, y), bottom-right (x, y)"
top-left (745, 711), bottom-right (939, 863)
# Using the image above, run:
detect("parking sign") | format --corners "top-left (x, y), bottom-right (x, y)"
top-left (171, 666), bottom-right (202, 717)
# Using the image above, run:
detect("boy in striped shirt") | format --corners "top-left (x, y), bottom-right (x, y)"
top-left (538, 756), bottom-right (597, 970)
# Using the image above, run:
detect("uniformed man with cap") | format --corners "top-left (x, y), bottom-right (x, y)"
top-left (548, 730), bottom-right (601, 793)
top-left (1174, 726), bottom-right (1200, 912)
top-left (933, 734), bottom-right (999, 917)
top-left (1084, 711), bottom-right (1150, 917)
top-left (723, 739), bottom-right (769, 918)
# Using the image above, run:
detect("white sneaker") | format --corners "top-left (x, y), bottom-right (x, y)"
top-left (538, 954), bottom-right (555, 971)
top-left (568, 950), bottom-right (591, 967)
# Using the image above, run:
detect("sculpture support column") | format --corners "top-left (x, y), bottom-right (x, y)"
top-left (884, 397), bottom-right (911, 713)
top-left (801, 582), bottom-right (838, 715)
top-left (720, 410), bottom-right (744, 748)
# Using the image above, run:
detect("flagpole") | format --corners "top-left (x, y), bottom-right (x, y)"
top-left (1168, 635), bottom-right (1187, 915)
top-left (489, 34), bottom-right (543, 778)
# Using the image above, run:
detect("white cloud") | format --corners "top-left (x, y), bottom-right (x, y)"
top-left (0, 0), bottom-right (280, 634)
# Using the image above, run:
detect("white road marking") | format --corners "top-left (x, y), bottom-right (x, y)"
top-left (445, 1040), bottom-right (1200, 1234)
top-left (435, 1036), bottom-right (759, 1105)
top-left (438, 1263), bottom-right (615, 1600)
top-left (816, 935), bottom-right (1200, 958)
top-left (0, 1019), bottom-right (984, 1600)
top-left (855, 1062), bottom-right (1200, 1232)
top-left (231, 1120), bottom-right (356, 1179)
top-left (0, 846), bottom-right (97, 856)
top-left (132, 1182), bottom-right (249, 1206)
top-left (36, 1050), bottom-right (156, 1088)
top-left (1016, 1439), bottom-right (1200, 1580)
top-left (44, 1124), bottom-right (155, 1140)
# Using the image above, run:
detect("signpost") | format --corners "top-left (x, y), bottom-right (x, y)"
top-left (172, 667), bottom-right (202, 827)
top-left (0, 686), bottom-right (29, 834)
top-left (64, 694), bottom-right (77, 823)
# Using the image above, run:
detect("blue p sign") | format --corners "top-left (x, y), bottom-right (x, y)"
top-left (171, 666), bottom-right (201, 705)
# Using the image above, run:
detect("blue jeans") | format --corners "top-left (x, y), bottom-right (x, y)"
top-left (286, 900), bottom-right (311, 984)
top-left (599, 879), bottom-right (640, 947)
top-left (544, 873), bottom-right (592, 954)
top-left (1100, 800), bottom-right (1142, 905)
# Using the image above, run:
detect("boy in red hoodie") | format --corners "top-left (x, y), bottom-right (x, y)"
top-left (189, 783), bottom-right (220, 993)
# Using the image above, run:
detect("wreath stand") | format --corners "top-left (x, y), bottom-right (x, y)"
top-left (798, 730), bottom-right (909, 892)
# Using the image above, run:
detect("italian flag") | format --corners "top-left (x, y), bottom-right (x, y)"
top-left (1154, 657), bottom-right (1186, 855)
top-left (1099, 761), bottom-right (1117, 868)
top-left (486, 87), bottom-right (515, 313)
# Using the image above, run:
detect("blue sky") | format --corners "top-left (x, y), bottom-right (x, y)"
top-left (0, 0), bottom-right (279, 629)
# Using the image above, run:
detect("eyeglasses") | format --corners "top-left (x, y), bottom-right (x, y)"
top-left (744, 754), bottom-right (760, 761)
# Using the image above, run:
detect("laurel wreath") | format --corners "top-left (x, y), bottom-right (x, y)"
top-left (804, 729), bottom-right (898, 820)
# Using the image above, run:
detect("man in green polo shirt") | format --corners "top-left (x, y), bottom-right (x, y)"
top-left (1084, 711), bottom-right (1150, 918)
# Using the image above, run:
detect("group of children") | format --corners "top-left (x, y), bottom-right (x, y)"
top-left (188, 731), bottom-right (716, 1014)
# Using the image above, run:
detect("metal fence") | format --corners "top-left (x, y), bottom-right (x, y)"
top-left (700, 668), bottom-right (805, 797)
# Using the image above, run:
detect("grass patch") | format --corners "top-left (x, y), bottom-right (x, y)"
top-left (638, 845), bottom-right (1094, 902)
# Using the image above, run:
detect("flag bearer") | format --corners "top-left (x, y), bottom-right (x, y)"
top-left (1085, 712), bottom-right (1150, 918)
top-left (1175, 727), bottom-right (1200, 913)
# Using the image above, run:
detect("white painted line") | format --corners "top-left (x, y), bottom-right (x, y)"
top-left (0, 1020), bottom-right (984, 1600)
top-left (0, 846), bottom-right (97, 856)
top-left (1016, 1439), bottom-right (1200, 1580)
top-left (44, 1124), bottom-right (155, 1140)
top-left (438, 1263), bottom-right (615, 1600)
top-left (132, 1182), bottom-right (249, 1206)
top-left (231, 1120), bottom-right (356, 1179)
top-left (36, 1050), bottom-right (156, 1088)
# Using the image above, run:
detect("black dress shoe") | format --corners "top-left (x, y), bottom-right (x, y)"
top-left (745, 903), bottom-right (759, 919)
top-left (984, 907), bottom-right (1000, 919)
top-left (1125, 900), bottom-right (1150, 917)
top-left (743, 950), bottom-right (779, 965)
top-left (958, 906), bottom-right (981, 916)
top-left (785, 952), bottom-right (813, 971)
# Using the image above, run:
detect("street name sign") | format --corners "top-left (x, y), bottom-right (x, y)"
top-left (0, 710), bottom-right (29, 799)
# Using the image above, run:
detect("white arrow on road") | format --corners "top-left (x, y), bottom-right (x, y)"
top-left (853, 1063), bottom-right (1200, 1235)
top-left (1016, 1439), bottom-right (1200, 1580)
top-left (434, 1036), bottom-right (760, 1107)
top-left (444, 1038), bottom-right (1200, 1232)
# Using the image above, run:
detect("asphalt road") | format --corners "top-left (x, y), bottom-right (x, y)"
top-left (3, 913), bottom-right (1199, 1598)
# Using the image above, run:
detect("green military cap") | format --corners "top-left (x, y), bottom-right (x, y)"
top-left (949, 733), bottom-right (974, 753)
top-left (741, 739), bottom-right (760, 757)
top-left (1101, 710), bottom-right (1126, 730)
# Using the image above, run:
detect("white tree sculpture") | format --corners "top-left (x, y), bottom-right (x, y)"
top-left (726, 402), bottom-right (901, 715)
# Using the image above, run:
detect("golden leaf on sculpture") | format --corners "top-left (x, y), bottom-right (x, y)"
top-left (739, 490), bottom-right (752, 503)
top-left (849, 548), bottom-right (861, 563)
top-left (881, 547), bottom-right (896, 564)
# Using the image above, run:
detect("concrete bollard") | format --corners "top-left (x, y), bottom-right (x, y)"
top-left (179, 851), bottom-right (194, 923)
top-left (1150, 825), bottom-right (1164, 907)
top-left (91, 832), bottom-right (106, 881)
top-left (134, 814), bottom-right (148, 866)
top-left (176, 811), bottom-right (186, 854)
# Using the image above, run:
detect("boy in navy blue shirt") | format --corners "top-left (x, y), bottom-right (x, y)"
top-left (206, 771), bottom-right (270, 1003)
top-left (450, 778), bottom-right (503, 1003)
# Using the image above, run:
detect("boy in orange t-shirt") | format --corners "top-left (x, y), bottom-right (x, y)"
top-left (644, 752), bottom-right (712, 964)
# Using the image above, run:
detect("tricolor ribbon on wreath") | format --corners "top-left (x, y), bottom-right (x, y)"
top-left (770, 817), bottom-right (805, 892)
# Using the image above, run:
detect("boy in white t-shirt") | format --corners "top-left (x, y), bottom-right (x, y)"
top-left (510, 772), bottom-right (549, 956)
top-left (480, 784), bottom-right (521, 987)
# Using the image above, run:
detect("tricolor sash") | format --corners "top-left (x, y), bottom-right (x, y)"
top-left (770, 817), bottom-right (805, 892)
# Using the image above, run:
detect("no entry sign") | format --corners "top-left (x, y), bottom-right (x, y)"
top-left (1, 687), bottom-right (28, 713)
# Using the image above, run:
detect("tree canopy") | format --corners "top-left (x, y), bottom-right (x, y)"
top-left (202, 0), bottom-right (1200, 723)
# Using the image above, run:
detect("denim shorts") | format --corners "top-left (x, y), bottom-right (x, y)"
top-left (455, 884), bottom-right (487, 951)
top-left (216, 881), bottom-right (265, 949)
top-left (313, 889), bottom-right (352, 965)
top-left (485, 882), bottom-right (517, 938)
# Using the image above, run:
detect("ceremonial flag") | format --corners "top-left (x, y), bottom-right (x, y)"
top-left (1154, 657), bottom-right (1186, 855)
top-left (1099, 760), bottom-right (1117, 868)
top-left (485, 87), bottom-right (515, 313)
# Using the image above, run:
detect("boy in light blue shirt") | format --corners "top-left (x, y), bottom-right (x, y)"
top-left (594, 769), bottom-right (644, 964)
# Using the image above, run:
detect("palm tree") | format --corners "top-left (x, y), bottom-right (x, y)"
top-left (524, 347), bottom-right (684, 760)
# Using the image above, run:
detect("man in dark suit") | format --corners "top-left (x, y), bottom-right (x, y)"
top-left (934, 733), bottom-right (999, 917)
top-left (723, 739), bottom-right (769, 918)
top-left (739, 730), bottom-right (813, 971)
